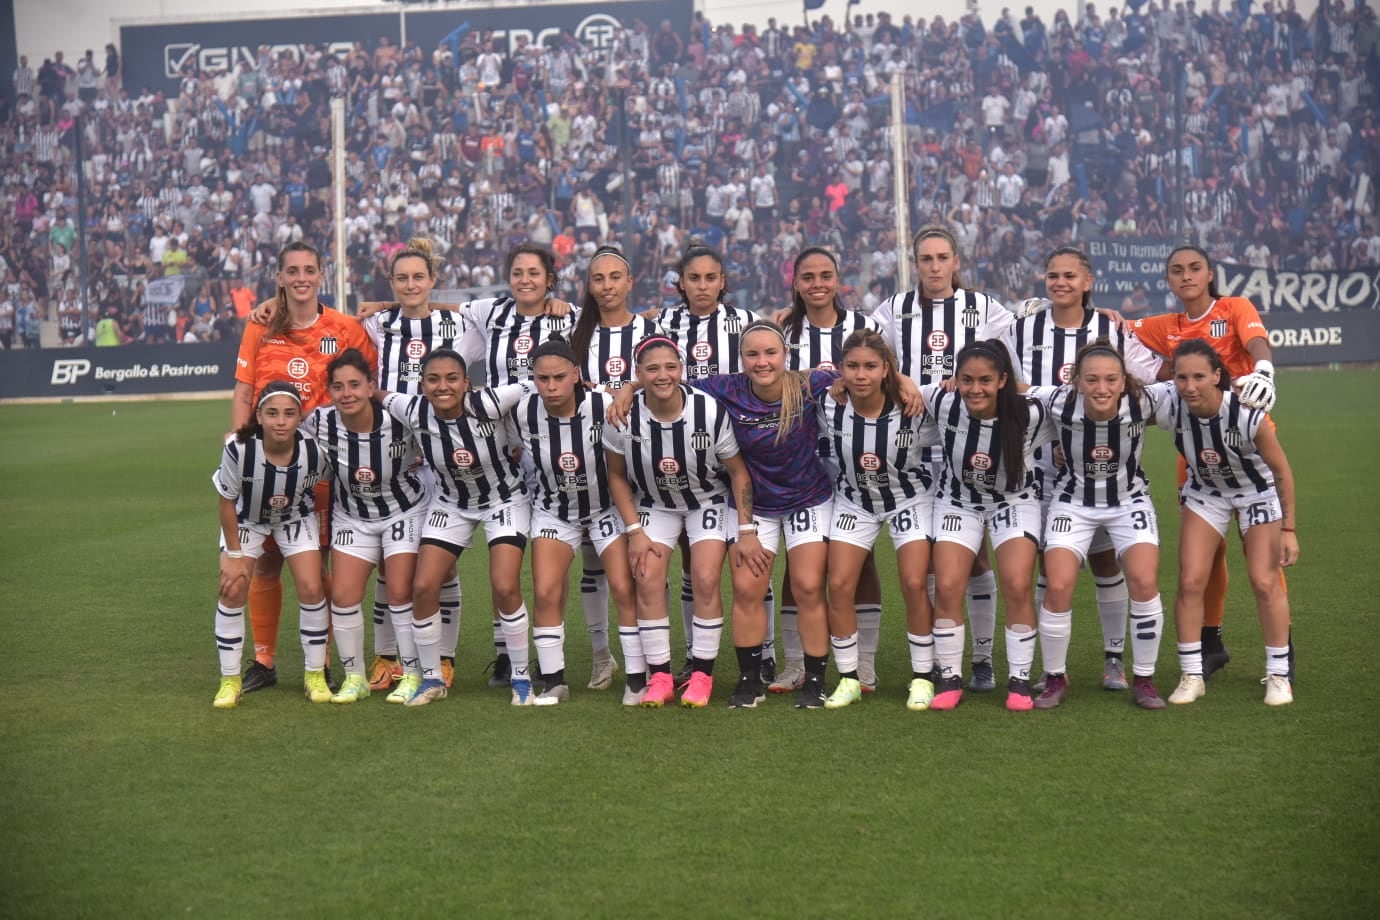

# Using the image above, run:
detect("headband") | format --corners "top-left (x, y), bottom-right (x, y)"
top-left (258, 387), bottom-right (302, 409)
top-left (964, 341), bottom-right (1008, 367)
top-left (1080, 342), bottom-right (1122, 360)
top-left (634, 334), bottom-right (682, 362)
top-left (531, 337), bottom-right (579, 366)
top-left (741, 320), bottom-right (788, 347)
top-left (591, 247), bottom-right (631, 271)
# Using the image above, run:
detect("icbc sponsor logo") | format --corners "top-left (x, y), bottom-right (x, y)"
top-left (269, 494), bottom-right (290, 509)
top-left (287, 357), bottom-right (310, 379)
top-left (405, 340), bottom-right (428, 360)
top-left (658, 457), bottom-right (681, 474)
top-left (1059, 363), bottom-right (1074, 384)
top-left (1091, 445), bottom-right (1114, 461)
top-left (927, 330), bottom-right (950, 351)
top-left (691, 342), bottom-right (713, 362)
top-left (817, 360), bottom-right (835, 371)
top-left (605, 356), bottom-right (627, 378)
top-left (970, 452), bottom-right (993, 471)
top-left (354, 468), bottom-right (376, 484)
top-left (859, 452), bottom-right (882, 471)
top-left (514, 335), bottom-right (534, 355)
top-left (557, 452), bottom-right (581, 472)
top-left (452, 448), bottom-right (475, 468)
top-left (1199, 448), bottom-right (1221, 465)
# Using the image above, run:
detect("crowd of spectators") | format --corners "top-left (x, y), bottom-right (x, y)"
top-left (2, 0), bottom-right (1378, 349)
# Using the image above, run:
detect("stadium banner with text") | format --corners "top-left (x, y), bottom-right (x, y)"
top-left (1085, 236), bottom-right (1178, 299)
top-left (0, 341), bottom-right (238, 400)
top-left (1257, 309), bottom-right (1380, 366)
top-left (1215, 263), bottom-right (1380, 313)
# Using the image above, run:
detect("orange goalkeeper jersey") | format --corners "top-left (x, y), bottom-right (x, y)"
top-left (235, 306), bottom-right (377, 412)
top-left (1128, 296), bottom-right (1267, 379)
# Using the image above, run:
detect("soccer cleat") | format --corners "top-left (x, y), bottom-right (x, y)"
top-left (1202, 648), bottom-right (1231, 680)
top-left (1102, 657), bottom-right (1129, 691)
top-left (1033, 673), bottom-right (1069, 710)
top-left (674, 659), bottom-right (695, 690)
top-left (794, 674), bottom-right (827, 709)
top-left (681, 671), bottom-right (714, 708)
top-left (1263, 675), bottom-right (1293, 706)
top-left (858, 660), bottom-right (878, 694)
top-left (760, 657), bottom-right (777, 687)
top-left (367, 656), bottom-right (402, 691)
top-left (825, 676), bottom-right (863, 709)
top-left (404, 677), bottom-right (448, 707)
top-left (968, 660), bottom-right (997, 692)
top-left (930, 676), bottom-right (965, 711)
top-left (303, 669), bottom-right (333, 704)
top-left (767, 661), bottom-right (805, 694)
top-left (641, 672), bottom-right (676, 708)
top-left (441, 658), bottom-right (455, 689)
top-left (1168, 674), bottom-right (1206, 705)
top-left (387, 674), bottom-right (423, 705)
top-left (1131, 676), bottom-right (1166, 710)
top-left (906, 677), bottom-right (935, 711)
top-left (331, 674), bottom-right (371, 704)
top-left (510, 678), bottom-right (533, 706)
top-left (622, 683), bottom-right (647, 707)
top-left (588, 652), bottom-right (619, 691)
top-left (485, 654), bottom-right (512, 688)
top-left (213, 676), bottom-right (243, 710)
top-left (1006, 677), bottom-right (1035, 712)
top-left (241, 661), bottom-right (277, 693)
top-left (532, 683), bottom-right (570, 707)
top-left (728, 674), bottom-right (766, 709)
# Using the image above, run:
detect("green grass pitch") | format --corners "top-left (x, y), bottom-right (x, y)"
top-left (2, 370), bottom-right (1378, 918)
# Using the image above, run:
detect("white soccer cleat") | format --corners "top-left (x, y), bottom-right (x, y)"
top-left (1168, 674), bottom-right (1206, 705)
top-left (1262, 674), bottom-right (1293, 706)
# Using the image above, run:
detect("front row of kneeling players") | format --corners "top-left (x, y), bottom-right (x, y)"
top-left (212, 323), bottom-right (1298, 711)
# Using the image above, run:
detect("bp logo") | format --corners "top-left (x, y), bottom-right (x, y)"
top-left (658, 457), bottom-right (681, 474)
top-left (452, 448), bottom-right (475, 468)
top-left (1200, 448), bottom-right (1221, 465)
top-left (405, 339), bottom-right (428, 360)
top-left (970, 452), bottom-right (993, 471)
top-left (927, 330), bottom-right (950, 351)
top-left (354, 468), bottom-right (376, 483)
top-left (859, 452), bottom-right (882, 471)
top-left (287, 357), bottom-right (310, 379)
top-left (1091, 445), bottom-right (1114, 461)
top-left (557, 452), bottom-right (581, 472)
top-left (691, 342), bottom-right (713, 362)
top-left (514, 335), bottom-right (534, 354)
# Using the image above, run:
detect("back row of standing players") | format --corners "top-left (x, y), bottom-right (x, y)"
top-left (211, 228), bottom-right (1295, 710)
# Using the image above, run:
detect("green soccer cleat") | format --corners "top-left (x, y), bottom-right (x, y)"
top-left (213, 676), bottom-right (243, 710)
top-left (331, 674), bottom-right (371, 704)
top-left (824, 676), bottom-right (863, 709)
top-left (387, 674), bottom-right (423, 705)
top-left (303, 669), bottom-right (333, 704)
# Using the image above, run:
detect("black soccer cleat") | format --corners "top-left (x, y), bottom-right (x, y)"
top-left (1202, 648), bottom-right (1231, 680)
top-left (728, 674), bottom-right (766, 709)
top-left (485, 654), bottom-right (512, 688)
top-left (793, 674), bottom-right (826, 710)
top-left (242, 661), bottom-right (278, 693)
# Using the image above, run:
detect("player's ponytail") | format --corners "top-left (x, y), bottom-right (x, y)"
top-left (957, 339), bottom-right (1028, 491)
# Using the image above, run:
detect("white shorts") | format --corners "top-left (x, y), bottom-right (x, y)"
top-left (532, 505), bottom-right (625, 557)
top-left (1043, 500), bottom-right (1158, 563)
top-left (932, 497), bottom-right (1041, 553)
top-left (637, 503), bottom-right (730, 548)
top-left (1040, 491), bottom-right (1114, 555)
top-left (420, 498), bottom-right (532, 552)
top-left (1181, 486), bottom-right (1283, 538)
top-left (732, 499), bottom-right (833, 553)
top-left (830, 493), bottom-right (934, 550)
top-left (330, 507), bottom-right (423, 563)
top-left (222, 516), bottom-right (320, 559)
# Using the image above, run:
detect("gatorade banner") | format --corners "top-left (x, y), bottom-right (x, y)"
top-left (1215, 263), bottom-right (1380, 313)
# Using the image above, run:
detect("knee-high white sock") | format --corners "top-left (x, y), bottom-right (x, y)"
top-left (933, 619), bottom-right (966, 679)
top-left (831, 632), bottom-right (860, 674)
top-left (413, 612), bottom-right (442, 681)
top-left (332, 603), bottom-right (365, 677)
top-left (533, 624), bottom-right (566, 681)
top-left (639, 616), bottom-right (673, 667)
top-left (216, 604), bottom-right (245, 676)
top-left (1006, 624), bottom-right (1036, 682)
top-left (1038, 606), bottom-right (1072, 676)
top-left (618, 626), bottom-right (646, 676)
top-left (299, 599), bottom-right (329, 671)
top-left (1129, 596), bottom-right (1163, 677)
top-left (439, 574), bottom-right (461, 659)
top-left (372, 576), bottom-right (397, 656)
top-left (857, 604), bottom-right (882, 670)
top-left (690, 615), bottom-right (723, 666)
top-left (679, 572), bottom-right (695, 656)
top-left (390, 604), bottom-right (421, 677)
top-left (1265, 645), bottom-right (1290, 677)
top-left (1095, 573), bottom-right (1129, 657)
top-left (499, 604), bottom-right (531, 680)
top-left (1177, 640), bottom-right (1203, 677)
top-left (967, 571), bottom-right (998, 664)
top-left (779, 604), bottom-right (802, 665)
top-left (580, 544), bottom-right (611, 657)
top-left (907, 632), bottom-right (935, 677)
top-left (762, 583), bottom-right (776, 663)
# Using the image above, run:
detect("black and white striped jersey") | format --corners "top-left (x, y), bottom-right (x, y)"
top-left (512, 388), bottom-right (613, 522)
top-left (603, 386), bottom-right (739, 511)
top-left (921, 383), bottom-right (1055, 507)
top-left (306, 401), bottom-right (425, 520)
top-left (461, 295), bottom-right (578, 386)
top-left (382, 384), bottom-right (531, 511)
top-left (868, 288), bottom-right (1016, 385)
top-left (364, 306), bottom-right (465, 393)
top-left (820, 393), bottom-right (939, 513)
top-left (784, 311), bottom-right (877, 372)
top-left (1028, 385), bottom-right (1166, 508)
top-left (581, 315), bottom-right (662, 389)
top-left (214, 432), bottom-right (329, 526)
top-left (1151, 384), bottom-right (1276, 497)
top-left (659, 301), bottom-right (753, 380)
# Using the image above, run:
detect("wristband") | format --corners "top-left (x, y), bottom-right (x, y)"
top-left (1254, 359), bottom-right (1274, 376)
top-left (624, 522), bottom-right (643, 534)
top-left (738, 523), bottom-right (757, 533)
top-left (1281, 527), bottom-right (1296, 533)
top-left (224, 550), bottom-right (246, 558)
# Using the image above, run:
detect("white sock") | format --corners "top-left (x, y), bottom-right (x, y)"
top-left (967, 571), bottom-right (998, 663)
top-left (372, 575), bottom-right (397, 656)
top-left (857, 604), bottom-right (881, 671)
top-left (679, 573), bottom-right (695, 656)
top-left (580, 544), bottom-right (611, 657)
top-left (533, 624), bottom-right (566, 680)
top-left (1129, 596), bottom-right (1163, 677)
top-left (390, 604), bottom-right (421, 677)
top-left (1095, 573), bottom-right (1129, 657)
top-left (1038, 606), bottom-right (1072, 676)
top-left (1006, 624), bottom-right (1036, 682)
top-left (499, 605), bottom-right (531, 680)
top-left (1178, 640), bottom-right (1203, 676)
top-left (1035, 574), bottom-right (1046, 612)
top-left (332, 603), bottom-right (365, 677)
top-left (831, 632), bottom-right (860, 674)
top-left (1265, 645), bottom-right (1290, 677)
top-left (691, 616), bottom-right (724, 663)
top-left (299, 599), bottom-right (329, 671)
top-left (215, 604), bottom-right (245, 676)
top-left (618, 626), bottom-right (646, 677)
top-left (779, 604), bottom-right (802, 665)
top-left (413, 612), bottom-right (442, 681)
top-left (933, 619), bottom-right (965, 679)
top-left (907, 632), bottom-right (935, 676)
top-left (762, 583), bottom-right (776, 663)
top-left (639, 616), bottom-right (673, 667)
top-left (439, 574), bottom-right (461, 659)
